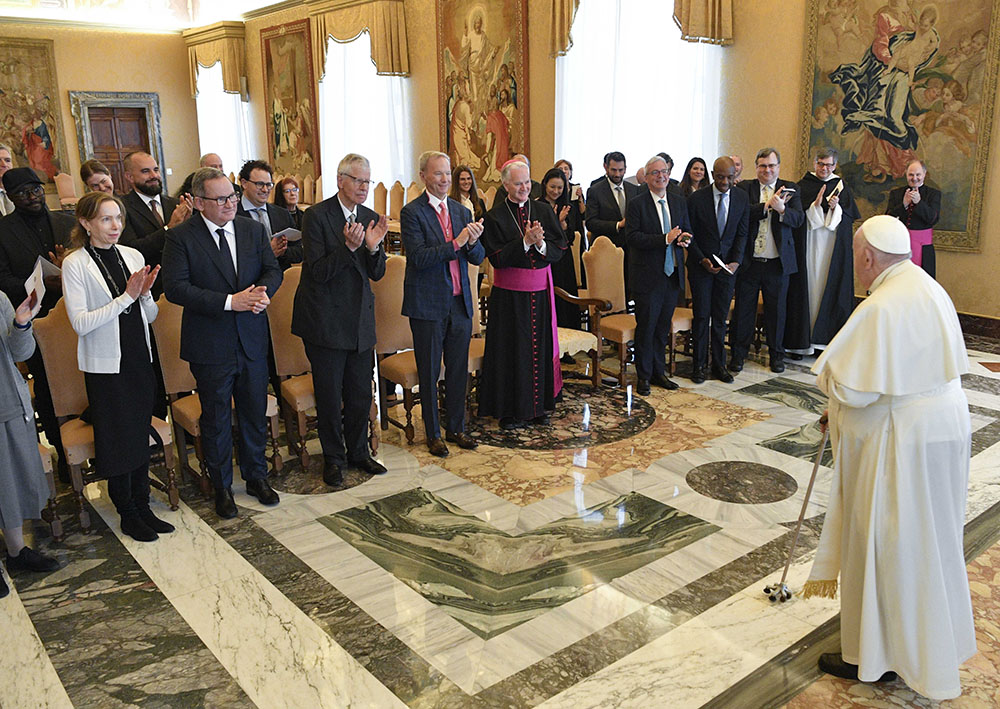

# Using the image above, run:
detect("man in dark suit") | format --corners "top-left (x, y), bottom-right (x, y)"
top-left (0, 167), bottom-right (75, 478)
top-left (235, 159), bottom-right (302, 271)
top-left (291, 153), bottom-right (388, 486)
top-left (686, 157), bottom-right (750, 384)
top-left (162, 168), bottom-right (283, 519)
top-left (731, 148), bottom-right (805, 374)
top-left (885, 159), bottom-right (941, 277)
top-left (625, 156), bottom-right (692, 395)
top-left (120, 151), bottom-right (191, 271)
top-left (585, 151), bottom-right (639, 247)
top-left (400, 151), bottom-right (485, 457)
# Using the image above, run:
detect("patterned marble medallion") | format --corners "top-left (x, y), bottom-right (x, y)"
top-left (738, 377), bottom-right (828, 415)
top-left (318, 487), bottom-right (719, 639)
top-left (468, 381), bottom-right (657, 449)
top-left (686, 461), bottom-right (798, 504)
top-left (757, 420), bottom-right (834, 468)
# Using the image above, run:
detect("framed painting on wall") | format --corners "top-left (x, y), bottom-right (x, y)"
top-left (436, 0), bottom-right (529, 188)
top-left (797, 0), bottom-right (1000, 251)
top-left (0, 37), bottom-right (69, 190)
top-left (261, 19), bottom-right (321, 180)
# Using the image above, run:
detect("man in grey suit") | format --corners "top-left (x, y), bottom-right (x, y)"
top-left (291, 153), bottom-right (389, 486)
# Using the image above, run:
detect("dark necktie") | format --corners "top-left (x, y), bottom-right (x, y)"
top-left (150, 199), bottom-right (164, 227)
top-left (216, 228), bottom-right (236, 283)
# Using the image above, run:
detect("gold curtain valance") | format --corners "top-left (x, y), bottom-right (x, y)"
top-left (673, 0), bottom-right (734, 46)
top-left (550, 0), bottom-right (580, 58)
top-left (306, 0), bottom-right (409, 81)
top-left (182, 21), bottom-right (247, 98)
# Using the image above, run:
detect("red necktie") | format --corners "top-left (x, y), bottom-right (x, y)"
top-left (436, 202), bottom-right (462, 296)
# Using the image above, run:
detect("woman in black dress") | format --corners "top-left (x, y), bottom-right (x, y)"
top-left (536, 168), bottom-right (581, 336)
top-left (62, 192), bottom-right (169, 542)
top-left (678, 157), bottom-right (709, 198)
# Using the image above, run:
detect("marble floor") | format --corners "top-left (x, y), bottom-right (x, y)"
top-left (4, 340), bottom-right (1000, 709)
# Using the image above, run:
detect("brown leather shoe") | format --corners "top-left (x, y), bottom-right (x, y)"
top-left (427, 437), bottom-right (450, 457)
top-left (445, 431), bottom-right (478, 450)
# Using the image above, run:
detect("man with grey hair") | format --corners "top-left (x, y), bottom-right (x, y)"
top-left (479, 160), bottom-right (566, 429)
top-left (200, 153), bottom-right (224, 172)
top-left (0, 143), bottom-right (14, 215)
top-left (494, 153), bottom-right (542, 203)
top-left (400, 150), bottom-right (485, 456)
top-left (885, 159), bottom-right (940, 276)
top-left (292, 153), bottom-right (389, 485)
top-left (803, 215), bottom-right (974, 700)
top-left (162, 167), bottom-right (283, 519)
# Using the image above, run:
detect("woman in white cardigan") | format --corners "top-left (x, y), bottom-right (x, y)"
top-left (62, 192), bottom-right (170, 542)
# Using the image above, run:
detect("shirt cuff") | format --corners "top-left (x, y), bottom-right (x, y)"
top-left (12, 319), bottom-right (31, 330)
top-left (523, 239), bottom-right (532, 252)
top-left (453, 240), bottom-right (461, 252)
top-left (225, 294), bottom-right (233, 311)
top-left (537, 240), bottom-right (547, 256)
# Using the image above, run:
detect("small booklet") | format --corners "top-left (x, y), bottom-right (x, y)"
top-left (711, 254), bottom-right (735, 274)
top-left (827, 180), bottom-right (843, 202)
top-left (23, 256), bottom-right (59, 317)
top-left (273, 227), bottom-right (302, 242)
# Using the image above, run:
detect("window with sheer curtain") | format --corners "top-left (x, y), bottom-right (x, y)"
top-left (195, 61), bottom-right (253, 179)
top-left (555, 0), bottom-right (722, 184)
top-left (318, 31), bottom-right (413, 206)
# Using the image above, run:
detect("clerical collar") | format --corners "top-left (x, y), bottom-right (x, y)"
top-left (507, 197), bottom-right (527, 208)
top-left (810, 172), bottom-right (839, 181)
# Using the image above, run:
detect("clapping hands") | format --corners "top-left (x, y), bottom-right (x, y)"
top-left (125, 265), bottom-right (160, 299)
top-left (523, 220), bottom-right (545, 248)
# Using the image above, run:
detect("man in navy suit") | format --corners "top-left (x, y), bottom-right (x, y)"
top-left (686, 157), bottom-right (749, 383)
top-left (120, 151), bottom-right (192, 272)
top-left (730, 148), bottom-right (804, 374)
top-left (400, 151), bottom-right (485, 457)
top-left (291, 153), bottom-right (388, 487)
top-left (625, 156), bottom-right (692, 396)
top-left (235, 159), bottom-right (302, 270)
top-left (162, 167), bottom-right (283, 519)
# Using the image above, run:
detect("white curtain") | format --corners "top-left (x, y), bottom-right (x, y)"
top-left (195, 61), bottom-right (253, 178)
top-left (555, 0), bottom-right (721, 184)
top-left (318, 31), bottom-right (413, 206)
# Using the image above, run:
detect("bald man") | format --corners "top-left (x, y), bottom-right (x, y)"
top-left (200, 153), bottom-right (224, 171)
top-left (120, 151), bottom-right (192, 271)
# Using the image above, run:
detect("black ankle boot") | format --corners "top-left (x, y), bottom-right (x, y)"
top-left (0, 572), bottom-right (8, 598)
top-left (121, 514), bottom-right (158, 542)
top-left (137, 506), bottom-right (175, 534)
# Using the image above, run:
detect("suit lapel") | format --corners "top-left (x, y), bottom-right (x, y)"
top-left (421, 195), bottom-right (448, 244)
top-left (195, 218), bottom-right (237, 290)
top-left (125, 192), bottom-right (159, 232)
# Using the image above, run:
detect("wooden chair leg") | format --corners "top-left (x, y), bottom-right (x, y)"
top-left (193, 437), bottom-right (211, 498)
top-left (172, 420), bottom-right (192, 484)
top-left (281, 399), bottom-right (298, 456)
top-left (161, 442), bottom-right (180, 510)
top-left (618, 342), bottom-right (627, 387)
top-left (669, 331), bottom-right (676, 376)
top-left (40, 463), bottom-right (63, 542)
top-left (295, 409), bottom-right (310, 467)
top-left (590, 349), bottom-right (600, 388)
top-left (69, 462), bottom-right (90, 531)
top-left (268, 413), bottom-right (282, 472)
top-left (402, 389), bottom-right (415, 444)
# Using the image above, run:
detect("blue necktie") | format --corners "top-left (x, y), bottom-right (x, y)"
top-left (716, 192), bottom-right (727, 236)
top-left (659, 198), bottom-right (674, 276)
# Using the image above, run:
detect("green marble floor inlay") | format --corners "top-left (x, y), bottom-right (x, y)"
top-left (738, 377), bottom-right (827, 415)
top-left (319, 488), bottom-right (719, 639)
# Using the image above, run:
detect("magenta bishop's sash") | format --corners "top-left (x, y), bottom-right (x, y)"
top-left (907, 228), bottom-right (933, 268)
top-left (492, 265), bottom-right (563, 395)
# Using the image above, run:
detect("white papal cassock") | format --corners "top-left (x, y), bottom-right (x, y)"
top-left (804, 258), bottom-right (975, 700)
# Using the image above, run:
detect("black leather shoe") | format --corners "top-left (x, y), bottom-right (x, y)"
top-left (137, 507), bottom-right (175, 534)
top-left (788, 352), bottom-right (803, 361)
top-left (636, 379), bottom-right (651, 395)
top-left (650, 374), bottom-right (679, 390)
top-left (0, 572), bottom-right (8, 598)
top-left (728, 358), bottom-right (744, 373)
top-left (770, 359), bottom-right (786, 373)
top-left (690, 368), bottom-right (706, 384)
top-left (121, 514), bottom-right (158, 542)
top-left (6, 546), bottom-right (60, 572)
top-left (323, 461), bottom-right (343, 487)
top-left (818, 653), bottom-right (897, 683)
top-left (712, 366), bottom-right (735, 384)
top-left (215, 487), bottom-right (238, 519)
top-left (445, 431), bottom-right (478, 450)
top-left (246, 478), bottom-right (280, 505)
top-left (531, 414), bottom-right (551, 426)
top-left (427, 437), bottom-right (450, 457)
top-left (499, 418), bottom-right (521, 430)
top-left (351, 457), bottom-right (388, 475)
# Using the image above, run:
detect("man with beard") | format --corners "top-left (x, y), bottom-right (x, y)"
top-left (785, 148), bottom-right (860, 358)
top-left (120, 151), bottom-right (192, 272)
top-left (0, 167), bottom-right (75, 478)
top-left (586, 151), bottom-right (639, 295)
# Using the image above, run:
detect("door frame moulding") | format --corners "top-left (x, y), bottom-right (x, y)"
top-left (69, 91), bottom-right (167, 191)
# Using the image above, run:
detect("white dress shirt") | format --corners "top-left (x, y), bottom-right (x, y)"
top-left (201, 214), bottom-right (238, 311)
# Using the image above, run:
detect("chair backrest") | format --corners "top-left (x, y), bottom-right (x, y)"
top-left (373, 181), bottom-right (388, 215)
top-left (572, 230), bottom-right (583, 287)
top-left (388, 181), bottom-right (404, 220)
top-left (301, 174), bottom-right (315, 205)
top-left (582, 236), bottom-right (627, 313)
top-left (268, 265), bottom-right (311, 377)
top-left (484, 186), bottom-right (497, 210)
top-left (370, 255), bottom-right (412, 354)
top-left (149, 297), bottom-right (198, 394)
top-left (468, 262), bottom-right (481, 336)
top-left (53, 173), bottom-right (77, 200)
top-left (31, 300), bottom-right (88, 417)
top-left (314, 175), bottom-right (323, 202)
top-left (406, 181), bottom-right (422, 205)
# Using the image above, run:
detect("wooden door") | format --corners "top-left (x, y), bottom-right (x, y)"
top-left (87, 106), bottom-right (149, 194)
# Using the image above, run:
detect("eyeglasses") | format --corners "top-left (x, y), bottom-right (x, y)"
top-left (757, 163), bottom-right (779, 169)
top-left (201, 193), bottom-right (239, 206)
top-left (283, 187), bottom-right (299, 194)
top-left (247, 180), bottom-right (274, 190)
top-left (815, 161), bottom-right (836, 169)
top-left (339, 172), bottom-right (372, 186)
top-left (647, 169), bottom-right (670, 178)
top-left (13, 184), bottom-right (44, 197)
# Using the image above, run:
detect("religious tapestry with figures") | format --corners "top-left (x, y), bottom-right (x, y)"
top-left (436, 0), bottom-right (528, 188)
top-left (0, 38), bottom-right (68, 187)
top-left (798, 0), bottom-right (1000, 251)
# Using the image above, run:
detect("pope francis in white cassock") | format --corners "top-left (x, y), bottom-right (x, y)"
top-left (802, 215), bottom-right (975, 700)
